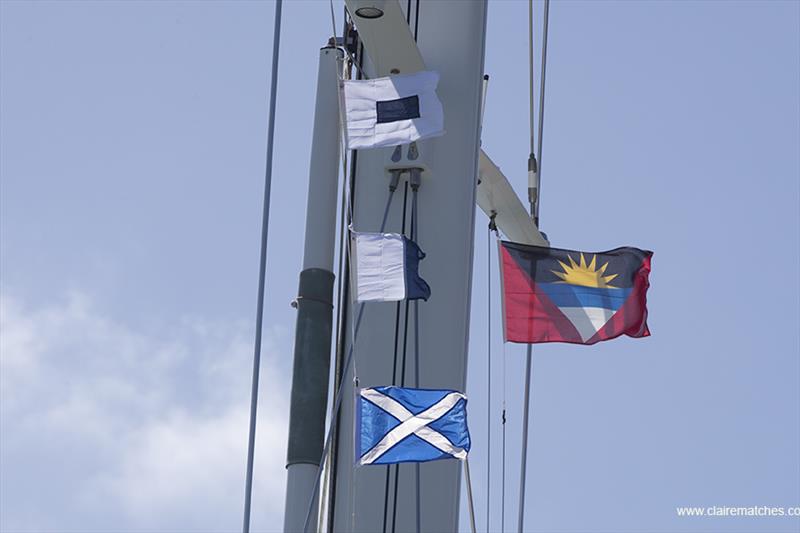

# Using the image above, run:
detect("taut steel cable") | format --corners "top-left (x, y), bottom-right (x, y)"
top-left (242, 1), bottom-right (282, 531)
top-left (518, 2), bottom-right (551, 531)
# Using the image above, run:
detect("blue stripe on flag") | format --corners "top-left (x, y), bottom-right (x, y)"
top-left (538, 283), bottom-right (631, 311)
top-left (403, 237), bottom-right (431, 301)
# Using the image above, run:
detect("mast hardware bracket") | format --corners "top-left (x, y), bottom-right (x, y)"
top-left (385, 165), bottom-right (427, 190)
top-left (386, 141), bottom-right (429, 184)
top-left (290, 295), bottom-right (334, 309)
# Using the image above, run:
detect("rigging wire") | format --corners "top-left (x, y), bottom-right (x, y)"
top-left (242, 2), bottom-right (282, 531)
top-left (517, 344), bottom-right (534, 533)
top-left (528, 0), bottom-right (536, 158)
top-left (414, 0), bottom-right (421, 40)
top-left (486, 222), bottom-right (493, 533)
top-left (391, 181), bottom-right (413, 533)
top-left (411, 185), bottom-right (422, 533)
top-left (412, 6), bottom-right (423, 532)
top-left (501, 336), bottom-right (507, 533)
top-left (526, 0), bottom-right (538, 221)
top-left (518, 2), bottom-right (551, 531)
top-left (389, 6), bottom-right (424, 532)
top-left (329, 0), bottom-right (337, 49)
top-left (329, 0), bottom-right (367, 80)
top-left (464, 459), bottom-right (479, 533)
top-left (383, 181), bottom-right (408, 533)
top-left (518, 1), bottom-right (538, 530)
top-left (487, 222), bottom-right (504, 533)
top-left (392, 181), bottom-right (416, 532)
top-left (536, 0), bottom-right (550, 217)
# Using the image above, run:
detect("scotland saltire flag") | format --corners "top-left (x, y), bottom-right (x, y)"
top-left (500, 241), bottom-right (652, 345)
top-left (341, 70), bottom-right (444, 150)
top-left (351, 231), bottom-right (431, 303)
top-left (356, 386), bottom-right (470, 466)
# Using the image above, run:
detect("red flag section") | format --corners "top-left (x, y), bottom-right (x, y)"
top-left (499, 241), bottom-right (652, 345)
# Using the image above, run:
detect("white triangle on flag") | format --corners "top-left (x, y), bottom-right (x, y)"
top-left (558, 307), bottom-right (615, 343)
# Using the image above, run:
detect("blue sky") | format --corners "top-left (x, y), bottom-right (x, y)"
top-left (1, 1), bottom-right (798, 532)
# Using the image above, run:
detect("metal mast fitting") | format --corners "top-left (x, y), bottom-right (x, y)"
top-left (283, 43), bottom-right (343, 533)
top-left (527, 153), bottom-right (539, 223)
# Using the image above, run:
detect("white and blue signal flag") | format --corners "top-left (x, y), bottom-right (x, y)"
top-left (356, 386), bottom-right (470, 466)
top-left (350, 231), bottom-right (431, 303)
top-left (341, 70), bottom-right (445, 150)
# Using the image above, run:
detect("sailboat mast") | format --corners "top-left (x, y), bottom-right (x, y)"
top-left (283, 43), bottom-right (343, 533)
top-left (327, 2), bottom-right (489, 531)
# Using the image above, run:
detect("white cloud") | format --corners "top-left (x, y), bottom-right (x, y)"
top-left (0, 291), bottom-right (292, 532)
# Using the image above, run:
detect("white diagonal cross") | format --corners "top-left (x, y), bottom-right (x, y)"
top-left (360, 388), bottom-right (468, 465)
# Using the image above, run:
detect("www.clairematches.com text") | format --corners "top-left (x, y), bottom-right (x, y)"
top-left (676, 506), bottom-right (800, 518)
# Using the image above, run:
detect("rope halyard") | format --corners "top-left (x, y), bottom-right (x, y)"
top-left (389, 167), bottom-right (424, 533)
top-left (488, 226), bottom-right (506, 533)
top-left (389, 181), bottom-right (410, 533)
top-left (411, 170), bottom-right (422, 533)
top-left (486, 216), bottom-right (495, 533)
top-left (517, 343), bottom-right (534, 533)
top-left (464, 458), bottom-right (479, 533)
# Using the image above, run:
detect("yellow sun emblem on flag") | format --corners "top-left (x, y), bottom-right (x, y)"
top-left (552, 253), bottom-right (619, 289)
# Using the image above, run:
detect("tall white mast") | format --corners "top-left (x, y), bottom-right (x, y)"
top-left (328, 2), bottom-right (488, 531)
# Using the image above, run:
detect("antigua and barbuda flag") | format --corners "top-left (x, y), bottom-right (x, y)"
top-left (350, 231), bottom-right (431, 303)
top-left (356, 386), bottom-right (470, 466)
top-left (500, 241), bottom-right (652, 345)
top-left (341, 70), bottom-right (444, 150)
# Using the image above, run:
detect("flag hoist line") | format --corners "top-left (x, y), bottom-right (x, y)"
top-left (402, 8), bottom-right (424, 532)
top-left (483, 79), bottom-right (493, 533)
top-left (518, 1), bottom-right (550, 532)
top-left (412, 186), bottom-right (422, 533)
top-left (385, 181), bottom-right (410, 533)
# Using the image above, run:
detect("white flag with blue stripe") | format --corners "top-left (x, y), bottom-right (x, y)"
top-left (356, 386), bottom-right (470, 465)
top-left (341, 70), bottom-right (445, 150)
top-left (350, 231), bottom-right (431, 303)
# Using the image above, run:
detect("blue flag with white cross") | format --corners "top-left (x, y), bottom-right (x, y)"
top-left (356, 386), bottom-right (471, 465)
